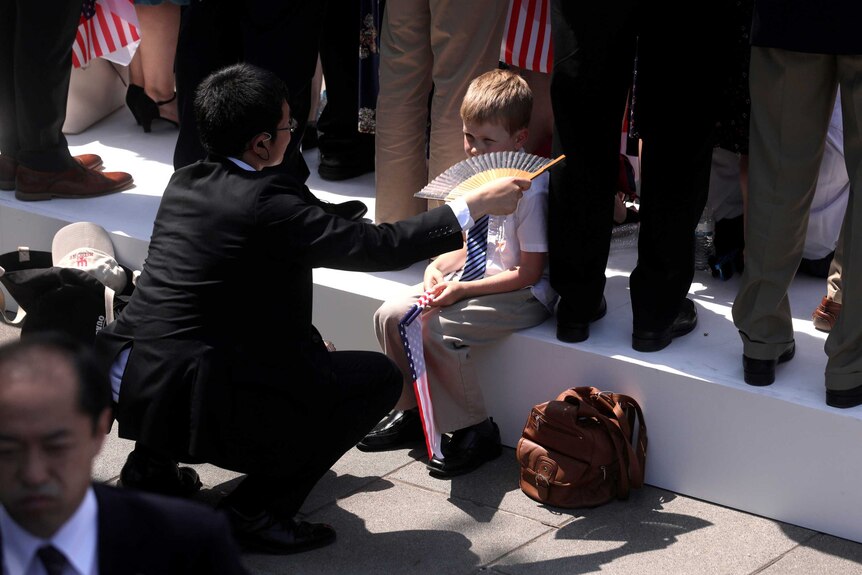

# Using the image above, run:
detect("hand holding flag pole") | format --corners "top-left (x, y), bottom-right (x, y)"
top-left (398, 290), bottom-right (444, 460)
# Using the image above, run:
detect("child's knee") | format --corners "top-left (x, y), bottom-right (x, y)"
top-left (374, 299), bottom-right (410, 328)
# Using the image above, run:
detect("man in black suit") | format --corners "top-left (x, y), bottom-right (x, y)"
top-left (0, 334), bottom-right (247, 574)
top-left (96, 63), bottom-right (527, 555)
top-left (0, 0), bottom-right (133, 200)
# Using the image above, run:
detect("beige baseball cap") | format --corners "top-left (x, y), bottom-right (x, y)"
top-left (51, 221), bottom-right (127, 293)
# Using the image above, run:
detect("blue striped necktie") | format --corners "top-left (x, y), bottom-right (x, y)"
top-left (461, 215), bottom-right (489, 281)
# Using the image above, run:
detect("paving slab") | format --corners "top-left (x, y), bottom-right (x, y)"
top-left (489, 488), bottom-right (814, 575)
top-left (244, 481), bottom-right (553, 575)
top-left (389, 446), bottom-right (579, 527)
top-left (761, 534), bottom-right (862, 575)
top-left (84, 407), bottom-right (862, 575)
top-left (299, 444), bottom-right (426, 515)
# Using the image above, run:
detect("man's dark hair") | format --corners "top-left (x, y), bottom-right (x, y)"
top-left (0, 333), bottom-right (111, 431)
top-left (194, 63), bottom-right (291, 158)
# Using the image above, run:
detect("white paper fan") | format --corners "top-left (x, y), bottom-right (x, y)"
top-left (415, 151), bottom-right (565, 201)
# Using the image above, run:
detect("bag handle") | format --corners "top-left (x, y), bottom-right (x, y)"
top-left (614, 393), bottom-right (648, 487)
top-left (587, 390), bottom-right (647, 484)
top-left (0, 288), bottom-right (27, 326)
top-left (558, 387), bottom-right (647, 496)
top-left (595, 408), bottom-right (634, 498)
top-left (0, 249), bottom-right (52, 327)
top-left (103, 285), bottom-right (116, 325)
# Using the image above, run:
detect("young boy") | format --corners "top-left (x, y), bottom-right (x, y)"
top-left (360, 68), bottom-right (558, 477)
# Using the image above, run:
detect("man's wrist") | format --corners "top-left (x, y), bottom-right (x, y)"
top-left (449, 197), bottom-right (474, 230)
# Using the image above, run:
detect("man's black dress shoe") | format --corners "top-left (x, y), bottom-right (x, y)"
top-left (357, 407), bottom-right (423, 451)
top-left (318, 152), bottom-right (374, 182)
top-left (118, 449), bottom-right (202, 497)
top-left (826, 384), bottom-right (862, 409)
top-left (743, 342), bottom-right (795, 386)
top-left (632, 298), bottom-right (698, 352)
top-left (319, 199), bottom-right (368, 221)
top-left (221, 506), bottom-right (335, 554)
top-left (426, 418), bottom-right (501, 478)
top-left (556, 296), bottom-right (607, 343)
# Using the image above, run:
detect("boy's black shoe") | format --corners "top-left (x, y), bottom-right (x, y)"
top-left (357, 408), bottom-right (423, 451)
top-left (426, 418), bottom-right (501, 478)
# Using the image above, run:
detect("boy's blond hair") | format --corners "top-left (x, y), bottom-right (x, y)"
top-left (460, 68), bottom-right (532, 135)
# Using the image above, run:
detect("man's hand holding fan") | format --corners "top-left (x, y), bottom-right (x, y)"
top-left (416, 151), bottom-right (565, 204)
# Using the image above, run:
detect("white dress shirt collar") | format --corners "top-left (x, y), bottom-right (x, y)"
top-left (227, 157), bottom-right (255, 172)
top-left (1, 487), bottom-right (99, 575)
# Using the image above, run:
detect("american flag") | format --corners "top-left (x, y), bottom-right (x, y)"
top-left (72, 0), bottom-right (140, 69)
top-left (398, 290), bottom-right (444, 460)
top-left (500, 0), bottom-right (553, 73)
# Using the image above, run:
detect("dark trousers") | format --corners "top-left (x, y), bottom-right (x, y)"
top-left (173, 0), bottom-right (322, 180)
top-left (629, 5), bottom-right (733, 330)
top-left (224, 350), bottom-right (401, 518)
top-left (549, 0), bottom-right (733, 331)
top-left (548, 0), bottom-right (640, 324)
top-left (0, 0), bottom-right (81, 171)
top-left (316, 2), bottom-right (373, 158)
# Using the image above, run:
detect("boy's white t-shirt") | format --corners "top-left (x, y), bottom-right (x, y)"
top-left (482, 171), bottom-right (557, 311)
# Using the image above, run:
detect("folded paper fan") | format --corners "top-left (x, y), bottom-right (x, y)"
top-left (415, 151), bottom-right (565, 201)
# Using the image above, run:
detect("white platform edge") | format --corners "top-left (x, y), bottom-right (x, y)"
top-left (1, 108), bottom-right (860, 544)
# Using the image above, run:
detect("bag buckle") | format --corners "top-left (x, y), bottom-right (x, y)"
top-left (16, 246), bottom-right (31, 263)
top-left (535, 472), bottom-right (550, 489)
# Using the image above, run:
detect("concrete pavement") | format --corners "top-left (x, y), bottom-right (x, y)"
top-left (2, 322), bottom-right (862, 574)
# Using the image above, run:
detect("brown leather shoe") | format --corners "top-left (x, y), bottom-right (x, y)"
top-left (0, 155), bottom-right (16, 190)
top-left (74, 153), bottom-right (103, 171)
top-left (15, 164), bottom-right (132, 201)
top-left (812, 296), bottom-right (841, 333)
top-left (0, 154), bottom-right (102, 190)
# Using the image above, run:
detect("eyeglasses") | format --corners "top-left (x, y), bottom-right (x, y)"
top-left (274, 117), bottom-right (299, 134)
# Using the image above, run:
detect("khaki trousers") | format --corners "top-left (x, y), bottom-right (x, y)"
top-left (733, 47), bottom-right (862, 391)
top-left (374, 0), bottom-right (509, 223)
top-left (374, 284), bottom-right (550, 432)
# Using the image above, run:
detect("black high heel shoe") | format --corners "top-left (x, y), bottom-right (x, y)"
top-left (130, 91), bottom-right (179, 133)
top-left (126, 84), bottom-right (146, 126)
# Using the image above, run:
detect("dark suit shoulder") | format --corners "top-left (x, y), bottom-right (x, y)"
top-left (94, 484), bottom-right (247, 574)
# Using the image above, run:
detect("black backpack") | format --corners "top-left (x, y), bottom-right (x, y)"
top-left (0, 248), bottom-right (134, 345)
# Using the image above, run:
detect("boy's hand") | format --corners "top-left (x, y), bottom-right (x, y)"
top-left (427, 280), bottom-right (466, 307)
top-left (423, 265), bottom-right (446, 291)
top-left (463, 176), bottom-right (530, 219)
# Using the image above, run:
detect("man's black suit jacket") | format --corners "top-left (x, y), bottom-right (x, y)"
top-left (1, 484), bottom-right (246, 574)
top-left (96, 157), bottom-right (464, 475)
top-left (752, 0), bottom-right (862, 54)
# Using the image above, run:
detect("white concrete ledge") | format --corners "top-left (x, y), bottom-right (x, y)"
top-left (1, 108), bottom-right (860, 544)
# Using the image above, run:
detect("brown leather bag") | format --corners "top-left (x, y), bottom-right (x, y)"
top-left (516, 386), bottom-right (647, 508)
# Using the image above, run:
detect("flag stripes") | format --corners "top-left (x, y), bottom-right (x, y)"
top-left (500, 0), bottom-right (553, 73)
top-left (72, 0), bottom-right (140, 69)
